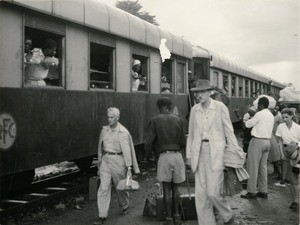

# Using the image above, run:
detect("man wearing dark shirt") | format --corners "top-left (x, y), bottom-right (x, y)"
top-left (145, 97), bottom-right (186, 225)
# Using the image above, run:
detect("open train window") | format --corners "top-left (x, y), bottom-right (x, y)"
top-left (238, 77), bottom-right (243, 97)
top-left (131, 54), bottom-right (148, 92)
top-left (245, 79), bottom-right (249, 97)
top-left (231, 76), bottom-right (236, 97)
top-left (176, 61), bottom-right (185, 94)
top-left (24, 27), bottom-right (64, 87)
top-left (161, 58), bottom-right (173, 93)
top-left (90, 43), bottom-right (114, 89)
top-left (24, 14), bottom-right (65, 88)
top-left (223, 73), bottom-right (229, 94)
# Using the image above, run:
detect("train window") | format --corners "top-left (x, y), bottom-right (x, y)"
top-left (176, 62), bottom-right (185, 94)
top-left (250, 81), bottom-right (255, 95)
top-left (231, 76), bottom-right (236, 97)
top-left (132, 54), bottom-right (148, 92)
top-left (24, 27), bottom-right (64, 87)
top-left (255, 83), bottom-right (259, 97)
top-left (161, 58), bottom-right (173, 93)
top-left (245, 79), bottom-right (249, 97)
top-left (212, 71), bottom-right (219, 88)
top-left (90, 43), bottom-right (114, 89)
top-left (223, 73), bottom-right (229, 93)
top-left (238, 77), bottom-right (243, 97)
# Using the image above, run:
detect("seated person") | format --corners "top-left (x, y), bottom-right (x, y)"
top-left (24, 36), bottom-right (33, 63)
top-left (25, 39), bottom-right (59, 86)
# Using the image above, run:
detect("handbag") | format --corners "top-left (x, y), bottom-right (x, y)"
top-left (116, 175), bottom-right (140, 191)
top-left (142, 183), bottom-right (162, 217)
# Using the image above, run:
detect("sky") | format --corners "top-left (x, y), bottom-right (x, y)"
top-left (100, 0), bottom-right (300, 91)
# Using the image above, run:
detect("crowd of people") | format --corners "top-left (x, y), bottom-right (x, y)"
top-left (93, 78), bottom-right (299, 225)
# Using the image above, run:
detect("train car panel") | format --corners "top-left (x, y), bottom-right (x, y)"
top-left (84, 0), bottom-right (109, 31)
top-left (0, 88), bottom-right (189, 177)
top-left (12, 0), bottom-right (52, 13)
top-left (144, 22), bottom-right (161, 48)
top-left (106, 5), bottom-right (130, 39)
top-left (116, 39), bottom-right (131, 93)
top-left (0, 5), bottom-right (22, 88)
top-left (127, 13), bottom-right (146, 43)
top-left (53, 0), bottom-right (84, 23)
top-left (66, 24), bottom-right (89, 90)
top-left (149, 51), bottom-right (162, 94)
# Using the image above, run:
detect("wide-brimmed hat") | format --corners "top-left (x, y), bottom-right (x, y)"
top-left (190, 79), bottom-right (214, 92)
top-left (284, 144), bottom-right (299, 160)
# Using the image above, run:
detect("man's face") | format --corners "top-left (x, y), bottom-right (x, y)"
top-left (194, 90), bottom-right (211, 103)
top-left (107, 112), bottom-right (119, 127)
top-left (25, 39), bottom-right (32, 53)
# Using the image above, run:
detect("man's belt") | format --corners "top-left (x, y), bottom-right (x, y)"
top-left (161, 150), bottom-right (181, 154)
top-left (202, 139), bottom-right (209, 142)
top-left (103, 151), bottom-right (122, 155)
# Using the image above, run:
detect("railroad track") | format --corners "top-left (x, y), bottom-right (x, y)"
top-left (0, 166), bottom-right (97, 218)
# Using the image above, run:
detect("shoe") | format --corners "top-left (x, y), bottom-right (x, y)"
top-left (274, 182), bottom-right (286, 187)
top-left (122, 207), bottom-right (129, 215)
top-left (224, 213), bottom-right (236, 224)
top-left (93, 217), bottom-right (106, 225)
top-left (173, 214), bottom-right (182, 225)
top-left (241, 192), bottom-right (257, 199)
top-left (256, 192), bottom-right (268, 199)
top-left (290, 202), bottom-right (299, 210)
top-left (162, 217), bottom-right (174, 225)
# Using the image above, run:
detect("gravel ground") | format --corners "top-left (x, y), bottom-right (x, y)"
top-left (3, 164), bottom-right (298, 225)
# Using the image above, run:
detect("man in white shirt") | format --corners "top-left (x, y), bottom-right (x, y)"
top-left (241, 97), bottom-right (274, 199)
top-left (95, 107), bottom-right (140, 225)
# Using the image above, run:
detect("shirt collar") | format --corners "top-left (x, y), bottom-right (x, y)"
top-left (195, 98), bottom-right (216, 111)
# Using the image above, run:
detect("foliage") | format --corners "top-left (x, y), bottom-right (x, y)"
top-left (115, 0), bottom-right (159, 25)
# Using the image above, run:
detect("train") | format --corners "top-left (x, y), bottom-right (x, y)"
top-left (0, 0), bottom-right (285, 197)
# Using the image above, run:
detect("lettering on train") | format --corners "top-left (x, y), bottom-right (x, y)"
top-left (0, 113), bottom-right (17, 151)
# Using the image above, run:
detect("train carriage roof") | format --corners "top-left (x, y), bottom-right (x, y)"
top-left (1, 0), bottom-right (192, 59)
top-left (193, 46), bottom-right (285, 88)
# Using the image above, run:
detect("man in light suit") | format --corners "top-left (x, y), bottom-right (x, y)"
top-left (186, 79), bottom-right (238, 225)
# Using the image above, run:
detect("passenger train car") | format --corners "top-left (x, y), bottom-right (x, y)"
top-left (0, 0), bottom-right (285, 196)
top-left (0, 0), bottom-right (191, 195)
top-left (191, 46), bottom-right (285, 122)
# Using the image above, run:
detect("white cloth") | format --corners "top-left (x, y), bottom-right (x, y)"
top-left (223, 145), bottom-right (246, 168)
top-left (186, 99), bottom-right (238, 172)
top-left (245, 109), bottom-right (274, 139)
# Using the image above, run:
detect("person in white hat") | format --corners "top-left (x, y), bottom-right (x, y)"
top-left (132, 59), bottom-right (141, 91)
top-left (275, 108), bottom-right (300, 211)
top-left (186, 79), bottom-right (238, 225)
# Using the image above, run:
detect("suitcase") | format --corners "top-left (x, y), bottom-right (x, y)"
top-left (156, 170), bottom-right (197, 221)
top-left (89, 176), bottom-right (100, 200)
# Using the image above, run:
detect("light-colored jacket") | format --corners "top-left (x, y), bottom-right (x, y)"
top-left (186, 99), bottom-right (238, 172)
top-left (98, 123), bottom-right (140, 174)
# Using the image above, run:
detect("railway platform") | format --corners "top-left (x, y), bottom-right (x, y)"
top-left (4, 163), bottom-right (297, 225)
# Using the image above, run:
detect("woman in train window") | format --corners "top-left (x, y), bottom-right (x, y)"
top-left (132, 59), bottom-right (142, 91)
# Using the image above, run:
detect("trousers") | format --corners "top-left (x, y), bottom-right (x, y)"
top-left (97, 154), bottom-right (129, 218)
top-left (195, 142), bottom-right (233, 225)
top-left (246, 137), bottom-right (270, 193)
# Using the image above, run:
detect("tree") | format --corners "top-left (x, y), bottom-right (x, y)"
top-left (115, 0), bottom-right (159, 26)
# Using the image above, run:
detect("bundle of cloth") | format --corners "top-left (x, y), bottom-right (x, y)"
top-left (279, 84), bottom-right (300, 102)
